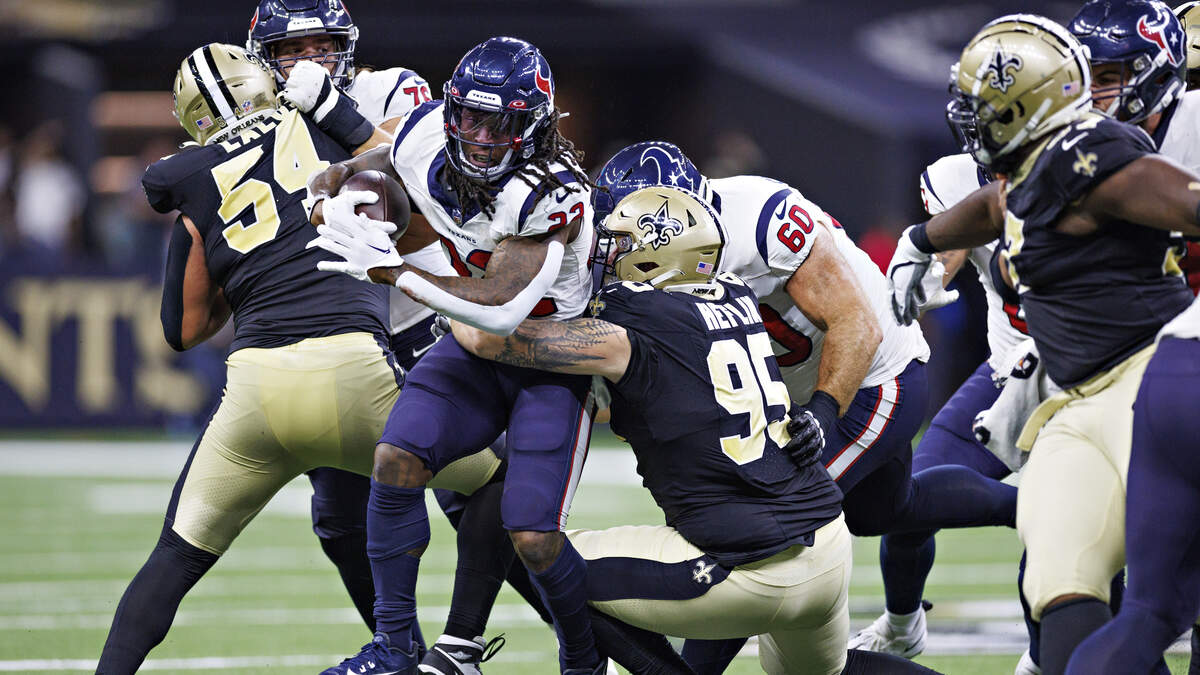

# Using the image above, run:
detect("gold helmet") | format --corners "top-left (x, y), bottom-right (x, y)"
top-left (947, 14), bottom-right (1092, 171)
top-left (173, 43), bottom-right (277, 145)
top-left (1175, 1), bottom-right (1200, 88)
top-left (596, 186), bottom-right (724, 289)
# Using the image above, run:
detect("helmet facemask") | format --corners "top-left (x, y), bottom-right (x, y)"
top-left (444, 86), bottom-right (549, 183)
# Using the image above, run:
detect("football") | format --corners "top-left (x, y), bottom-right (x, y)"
top-left (339, 170), bottom-right (411, 241)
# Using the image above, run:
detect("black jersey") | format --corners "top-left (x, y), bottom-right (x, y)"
top-left (595, 273), bottom-right (843, 567)
top-left (1003, 113), bottom-right (1193, 387)
top-left (143, 109), bottom-right (388, 352)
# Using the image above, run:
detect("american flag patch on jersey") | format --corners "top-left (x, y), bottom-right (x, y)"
top-left (696, 261), bottom-right (713, 274)
top-left (195, 116), bottom-right (213, 130)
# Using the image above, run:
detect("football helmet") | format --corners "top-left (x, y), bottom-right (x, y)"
top-left (247, 0), bottom-right (358, 87)
top-left (173, 43), bottom-right (278, 145)
top-left (592, 141), bottom-right (712, 228)
top-left (947, 14), bottom-right (1092, 171)
top-left (1069, 0), bottom-right (1185, 122)
top-left (443, 37), bottom-right (556, 183)
top-left (595, 186), bottom-right (724, 289)
top-left (1174, 1), bottom-right (1200, 89)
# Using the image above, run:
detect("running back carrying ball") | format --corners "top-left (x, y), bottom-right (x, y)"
top-left (340, 170), bottom-right (411, 241)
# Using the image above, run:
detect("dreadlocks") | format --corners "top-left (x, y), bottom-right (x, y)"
top-left (446, 110), bottom-right (598, 219)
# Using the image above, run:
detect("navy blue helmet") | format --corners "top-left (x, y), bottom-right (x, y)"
top-left (247, 0), bottom-right (359, 87)
top-left (1069, 0), bottom-right (1185, 122)
top-left (443, 37), bottom-right (556, 183)
top-left (592, 141), bottom-right (711, 228)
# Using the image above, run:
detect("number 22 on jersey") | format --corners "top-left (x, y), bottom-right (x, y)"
top-left (706, 331), bottom-right (792, 465)
top-left (210, 111), bottom-right (328, 254)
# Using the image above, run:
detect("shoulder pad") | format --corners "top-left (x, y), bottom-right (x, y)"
top-left (921, 153), bottom-right (986, 216)
top-left (513, 169), bottom-right (592, 238)
top-left (1038, 114), bottom-right (1154, 202)
top-left (141, 145), bottom-right (216, 214)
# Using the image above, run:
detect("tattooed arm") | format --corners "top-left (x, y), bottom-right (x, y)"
top-left (452, 316), bottom-right (631, 381)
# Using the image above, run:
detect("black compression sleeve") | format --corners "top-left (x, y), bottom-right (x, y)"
top-left (160, 216), bottom-right (192, 352)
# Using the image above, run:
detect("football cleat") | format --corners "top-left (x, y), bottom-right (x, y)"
top-left (1014, 648), bottom-right (1041, 675)
top-left (847, 603), bottom-right (928, 658)
top-left (417, 633), bottom-right (505, 675)
top-left (321, 632), bottom-right (418, 675)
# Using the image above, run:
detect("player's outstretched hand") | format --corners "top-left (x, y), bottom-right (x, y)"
top-left (784, 405), bottom-right (826, 467)
top-left (887, 224), bottom-right (936, 326)
top-left (917, 259), bottom-right (961, 314)
top-left (279, 60), bottom-right (335, 113)
top-left (307, 214), bottom-right (404, 282)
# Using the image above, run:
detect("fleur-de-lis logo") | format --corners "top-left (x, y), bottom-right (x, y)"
top-left (985, 47), bottom-right (1024, 94)
top-left (1072, 148), bottom-right (1098, 177)
top-left (588, 295), bottom-right (606, 317)
top-left (693, 560), bottom-right (716, 585)
top-left (636, 201), bottom-right (685, 250)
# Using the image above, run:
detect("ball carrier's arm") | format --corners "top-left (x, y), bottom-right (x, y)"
top-left (308, 147), bottom-right (578, 335)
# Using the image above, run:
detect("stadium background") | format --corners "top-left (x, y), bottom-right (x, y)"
top-left (1, 1), bottom-right (1188, 673)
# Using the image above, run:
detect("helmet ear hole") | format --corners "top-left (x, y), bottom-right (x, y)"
top-left (635, 262), bottom-right (659, 273)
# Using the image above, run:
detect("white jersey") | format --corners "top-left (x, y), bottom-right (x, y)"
top-left (1158, 90), bottom-right (1200, 175)
top-left (347, 67), bottom-right (456, 334)
top-left (710, 175), bottom-right (929, 403)
top-left (387, 102), bottom-right (593, 321)
top-left (920, 153), bottom-right (1029, 371)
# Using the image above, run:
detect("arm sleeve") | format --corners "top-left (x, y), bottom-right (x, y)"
top-left (141, 160), bottom-right (178, 214)
top-left (160, 215), bottom-right (193, 352)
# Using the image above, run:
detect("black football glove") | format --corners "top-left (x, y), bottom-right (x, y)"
top-left (784, 407), bottom-right (825, 467)
top-left (784, 390), bottom-right (840, 468)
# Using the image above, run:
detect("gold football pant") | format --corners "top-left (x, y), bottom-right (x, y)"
top-left (1017, 345), bottom-right (1155, 620)
top-left (568, 514), bottom-right (852, 675)
top-left (168, 332), bottom-right (402, 555)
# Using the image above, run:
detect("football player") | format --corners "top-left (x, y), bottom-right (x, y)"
top-left (591, 142), bottom-right (1015, 673)
top-left (96, 44), bottom-right (400, 674)
top-left (887, 14), bottom-right (1200, 675)
top-left (1063, 293), bottom-right (1200, 675)
top-left (450, 186), bottom-right (943, 675)
top-left (1179, 1), bottom-right (1200, 88)
top-left (306, 37), bottom-right (605, 675)
top-left (245, 0), bottom-right (548, 647)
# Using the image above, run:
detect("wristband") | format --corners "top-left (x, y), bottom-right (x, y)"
top-left (909, 221), bottom-right (938, 255)
top-left (806, 390), bottom-right (841, 439)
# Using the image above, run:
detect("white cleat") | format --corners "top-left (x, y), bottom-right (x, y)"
top-left (847, 606), bottom-right (927, 658)
top-left (417, 634), bottom-right (504, 675)
top-left (1014, 648), bottom-right (1041, 675)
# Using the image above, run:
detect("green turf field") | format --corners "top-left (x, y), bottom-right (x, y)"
top-left (0, 439), bottom-right (1189, 674)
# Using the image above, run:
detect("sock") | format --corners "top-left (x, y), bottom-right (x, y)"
top-left (681, 638), bottom-right (747, 675)
top-left (590, 609), bottom-right (695, 675)
top-left (528, 539), bottom-right (599, 670)
top-left (1039, 598), bottom-right (1110, 675)
top-left (1064, 604), bottom-right (1173, 675)
top-left (880, 530), bottom-right (936, 615)
top-left (1191, 627), bottom-right (1200, 675)
top-left (318, 531), bottom-right (377, 632)
top-left (886, 607), bottom-right (924, 634)
top-left (841, 649), bottom-right (941, 674)
top-left (1018, 551), bottom-right (1041, 667)
top-left (96, 528), bottom-right (219, 674)
top-left (366, 479), bottom-right (429, 654)
top-left (443, 481), bottom-right (516, 641)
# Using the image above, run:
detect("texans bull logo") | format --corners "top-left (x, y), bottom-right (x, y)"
top-left (638, 146), bottom-right (695, 190)
top-left (637, 201), bottom-right (685, 250)
top-left (985, 47), bottom-right (1023, 94)
top-left (1138, 11), bottom-right (1182, 66)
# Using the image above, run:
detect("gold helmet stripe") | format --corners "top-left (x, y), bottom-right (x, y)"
top-left (187, 46), bottom-right (236, 122)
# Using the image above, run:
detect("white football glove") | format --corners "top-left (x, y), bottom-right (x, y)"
top-left (322, 189), bottom-right (386, 230)
top-left (887, 225), bottom-right (937, 326)
top-left (279, 60), bottom-right (331, 113)
top-left (307, 212), bottom-right (403, 282)
top-left (919, 259), bottom-right (961, 314)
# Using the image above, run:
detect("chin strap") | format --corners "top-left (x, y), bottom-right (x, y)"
top-left (396, 241), bottom-right (564, 335)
